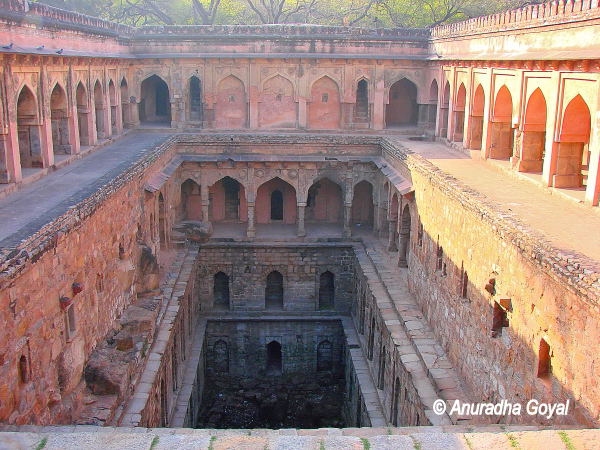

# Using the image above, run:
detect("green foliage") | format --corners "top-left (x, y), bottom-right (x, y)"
top-left (32, 0), bottom-right (540, 27)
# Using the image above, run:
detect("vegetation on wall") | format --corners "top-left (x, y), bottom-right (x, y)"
top-left (33, 0), bottom-right (545, 27)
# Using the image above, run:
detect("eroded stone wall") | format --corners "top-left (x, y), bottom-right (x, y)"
top-left (195, 244), bottom-right (355, 312)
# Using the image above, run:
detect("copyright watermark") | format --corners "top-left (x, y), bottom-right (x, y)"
top-left (432, 399), bottom-right (570, 420)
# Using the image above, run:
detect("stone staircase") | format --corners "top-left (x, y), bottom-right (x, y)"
top-left (0, 425), bottom-right (596, 449)
top-left (354, 236), bottom-right (478, 425)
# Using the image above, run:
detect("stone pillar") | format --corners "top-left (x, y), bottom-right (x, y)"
top-left (201, 184), bottom-right (211, 224)
top-left (297, 203), bottom-right (306, 237)
top-left (67, 66), bottom-right (81, 154)
top-left (343, 203), bottom-right (352, 238)
top-left (39, 66), bottom-right (54, 167)
top-left (373, 75), bottom-right (385, 130)
top-left (3, 62), bottom-right (21, 182)
top-left (387, 220), bottom-right (397, 251)
top-left (247, 203), bottom-right (256, 238)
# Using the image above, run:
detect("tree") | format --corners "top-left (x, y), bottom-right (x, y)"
top-left (242, 0), bottom-right (317, 24)
top-left (192, 0), bottom-right (222, 24)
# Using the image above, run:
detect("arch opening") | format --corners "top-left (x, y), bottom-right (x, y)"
top-left (489, 86), bottom-right (514, 160)
top-left (468, 85), bottom-right (485, 150)
top-left (189, 76), bottom-right (203, 123)
top-left (256, 177), bottom-right (296, 224)
top-left (266, 341), bottom-right (282, 374)
top-left (50, 84), bottom-right (72, 155)
top-left (181, 179), bottom-right (202, 221)
top-left (554, 95), bottom-right (591, 189)
top-left (265, 271), bottom-right (284, 310)
top-left (316, 340), bottom-right (333, 372)
top-left (140, 75), bottom-right (171, 125)
top-left (354, 79), bottom-right (369, 124)
top-left (389, 193), bottom-right (399, 252)
top-left (306, 178), bottom-right (343, 223)
top-left (76, 82), bottom-right (91, 147)
top-left (108, 80), bottom-right (117, 135)
top-left (428, 80), bottom-right (438, 130)
top-left (519, 88), bottom-right (547, 173)
top-left (386, 78), bottom-right (418, 127)
top-left (93, 80), bottom-right (105, 139)
top-left (209, 176), bottom-right (246, 223)
top-left (213, 272), bottom-right (230, 310)
top-left (213, 340), bottom-right (229, 373)
top-left (120, 78), bottom-right (130, 129)
top-left (453, 83), bottom-right (466, 142)
top-left (17, 86), bottom-right (43, 169)
top-left (351, 180), bottom-right (374, 229)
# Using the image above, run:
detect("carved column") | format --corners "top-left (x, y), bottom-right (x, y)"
top-left (247, 202), bottom-right (256, 239)
top-left (343, 203), bottom-right (352, 238)
top-left (201, 183), bottom-right (210, 224)
top-left (297, 203), bottom-right (306, 237)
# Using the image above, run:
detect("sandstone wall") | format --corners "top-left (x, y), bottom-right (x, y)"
top-left (406, 153), bottom-right (600, 426)
top-left (195, 244), bottom-right (355, 312)
top-left (0, 136), bottom-right (177, 425)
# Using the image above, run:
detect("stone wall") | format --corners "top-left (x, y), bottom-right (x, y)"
top-left (405, 153), bottom-right (600, 426)
top-left (0, 134), bottom-right (177, 425)
top-left (195, 244), bottom-right (355, 312)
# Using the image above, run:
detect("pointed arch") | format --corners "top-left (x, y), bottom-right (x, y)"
top-left (215, 75), bottom-right (246, 129)
top-left (440, 81), bottom-right (451, 136)
top-left (50, 83), bottom-right (72, 155)
top-left (452, 83), bottom-right (466, 142)
top-left (489, 85), bottom-right (514, 159)
top-left (16, 85), bottom-right (43, 169)
top-left (180, 178), bottom-right (202, 221)
top-left (108, 79), bottom-right (117, 135)
top-left (209, 176), bottom-right (247, 222)
top-left (306, 177), bottom-right (343, 223)
top-left (308, 76), bottom-right (341, 130)
top-left (120, 77), bottom-right (130, 129)
top-left (140, 75), bottom-right (171, 125)
top-left (520, 88), bottom-right (548, 173)
top-left (354, 78), bottom-right (370, 124)
top-left (93, 80), bottom-right (106, 138)
top-left (266, 340), bottom-right (282, 373)
top-left (351, 180), bottom-right (374, 228)
top-left (259, 74), bottom-right (296, 128)
top-left (468, 84), bottom-right (485, 150)
top-left (188, 75), bottom-right (203, 123)
top-left (386, 78), bottom-right (418, 127)
top-left (553, 95), bottom-right (591, 189)
top-left (318, 271), bottom-right (335, 310)
top-left (213, 272), bottom-right (230, 310)
top-left (256, 177), bottom-right (297, 224)
top-left (76, 82), bottom-right (91, 146)
top-left (428, 79), bottom-right (438, 129)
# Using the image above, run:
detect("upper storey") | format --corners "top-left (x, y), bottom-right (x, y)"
top-left (431, 0), bottom-right (600, 61)
top-left (3, 0), bottom-right (600, 61)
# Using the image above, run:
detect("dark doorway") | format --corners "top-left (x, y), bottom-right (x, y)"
top-left (189, 76), bottom-right (203, 122)
top-left (140, 75), bottom-right (171, 124)
top-left (392, 377), bottom-right (400, 426)
top-left (317, 340), bottom-right (333, 372)
top-left (386, 78), bottom-right (418, 127)
top-left (223, 177), bottom-right (240, 220)
top-left (270, 189), bottom-right (283, 220)
top-left (318, 271), bottom-right (335, 310)
top-left (213, 272), bottom-right (230, 310)
top-left (354, 79), bottom-right (369, 123)
top-left (266, 341), bottom-right (282, 374)
top-left (265, 271), bottom-right (284, 309)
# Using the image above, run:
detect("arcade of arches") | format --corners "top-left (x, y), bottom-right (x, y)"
top-left (1, 1), bottom-right (600, 444)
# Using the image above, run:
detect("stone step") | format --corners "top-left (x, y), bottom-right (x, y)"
top-left (0, 426), bottom-right (596, 450)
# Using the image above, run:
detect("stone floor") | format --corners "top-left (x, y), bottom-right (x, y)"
top-left (0, 425), bottom-right (598, 449)
top-left (394, 137), bottom-right (600, 263)
top-left (0, 131), bottom-right (173, 247)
